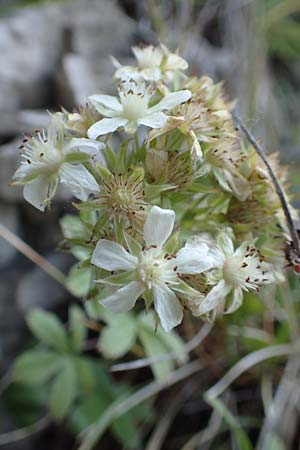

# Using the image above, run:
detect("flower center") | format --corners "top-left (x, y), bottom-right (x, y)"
top-left (138, 259), bottom-right (162, 288)
top-left (222, 256), bottom-right (241, 287)
top-left (112, 187), bottom-right (133, 207)
top-left (120, 92), bottom-right (149, 120)
top-left (137, 252), bottom-right (177, 289)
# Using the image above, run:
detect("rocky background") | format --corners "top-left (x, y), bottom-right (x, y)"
top-left (0, 0), bottom-right (300, 448)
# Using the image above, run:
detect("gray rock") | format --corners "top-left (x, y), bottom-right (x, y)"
top-left (0, 5), bottom-right (63, 136)
top-left (0, 203), bottom-right (19, 269)
top-left (0, 138), bottom-right (23, 202)
top-left (16, 253), bottom-right (74, 313)
top-left (0, 270), bottom-right (24, 367)
top-left (16, 110), bottom-right (50, 133)
top-left (62, 0), bottom-right (134, 58)
top-left (62, 53), bottom-right (115, 105)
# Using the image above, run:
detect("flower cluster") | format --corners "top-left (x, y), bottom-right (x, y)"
top-left (13, 43), bottom-right (296, 332)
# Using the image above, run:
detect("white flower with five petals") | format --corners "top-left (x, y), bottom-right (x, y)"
top-left (113, 44), bottom-right (188, 82)
top-left (91, 206), bottom-right (213, 332)
top-left (87, 79), bottom-right (191, 138)
top-left (13, 114), bottom-right (104, 211)
top-left (198, 230), bottom-right (274, 316)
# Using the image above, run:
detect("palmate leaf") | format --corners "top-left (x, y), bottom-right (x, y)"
top-left (27, 309), bottom-right (69, 353)
top-left (69, 305), bottom-right (87, 352)
top-left (98, 312), bottom-right (137, 359)
top-left (70, 361), bottom-right (151, 450)
top-left (138, 327), bottom-right (174, 380)
top-left (60, 214), bottom-right (91, 240)
top-left (49, 357), bottom-right (77, 420)
top-left (67, 264), bottom-right (93, 298)
top-left (14, 350), bottom-right (61, 385)
top-left (138, 312), bottom-right (188, 379)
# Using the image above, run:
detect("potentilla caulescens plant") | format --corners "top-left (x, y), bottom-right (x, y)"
top-left (13, 43), bottom-right (296, 332)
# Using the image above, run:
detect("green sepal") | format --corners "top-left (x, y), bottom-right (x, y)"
top-left (172, 278), bottom-right (201, 297)
top-left (97, 164), bottom-right (113, 182)
top-left (123, 232), bottom-right (142, 257)
top-left (144, 182), bottom-right (176, 201)
top-left (96, 270), bottom-right (137, 286)
top-left (64, 151), bottom-right (91, 164)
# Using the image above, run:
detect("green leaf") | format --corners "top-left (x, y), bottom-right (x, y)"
top-left (14, 350), bottom-right (60, 385)
top-left (69, 306), bottom-right (87, 352)
top-left (99, 313), bottom-right (137, 359)
top-left (27, 309), bottom-right (69, 352)
top-left (71, 246), bottom-right (92, 262)
top-left (60, 215), bottom-right (90, 240)
top-left (70, 394), bottom-right (111, 433)
top-left (156, 327), bottom-right (188, 365)
top-left (67, 264), bottom-right (93, 298)
top-left (49, 357), bottom-right (77, 420)
top-left (138, 325), bottom-right (174, 380)
top-left (75, 357), bottom-right (96, 394)
top-left (111, 411), bottom-right (142, 450)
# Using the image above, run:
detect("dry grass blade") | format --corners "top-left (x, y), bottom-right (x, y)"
top-left (205, 343), bottom-right (295, 400)
top-left (256, 354), bottom-right (300, 450)
top-left (0, 416), bottom-right (50, 446)
top-left (145, 387), bottom-right (186, 450)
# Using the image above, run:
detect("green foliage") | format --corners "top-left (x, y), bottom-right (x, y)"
top-left (12, 307), bottom-right (154, 448)
top-left (27, 309), bottom-right (69, 352)
top-left (49, 357), bottom-right (77, 419)
top-left (97, 307), bottom-right (188, 380)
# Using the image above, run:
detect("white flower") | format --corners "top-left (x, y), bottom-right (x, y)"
top-left (113, 44), bottom-right (188, 82)
top-left (91, 206), bottom-right (213, 332)
top-left (87, 79), bottom-right (191, 138)
top-left (198, 230), bottom-right (274, 316)
top-left (13, 114), bottom-right (104, 211)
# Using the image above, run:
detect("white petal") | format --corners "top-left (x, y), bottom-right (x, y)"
top-left (216, 231), bottom-right (234, 256)
top-left (59, 163), bottom-right (99, 201)
top-left (91, 239), bottom-right (138, 271)
top-left (88, 94), bottom-right (122, 114)
top-left (141, 68), bottom-right (161, 81)
top-left (138, 112), bottom-right (168, 129)
top-left (23, 175), bottom-right (51, 211)
top-left (101, 281), bottom-right (144, 313)
top-left (176, 242), bottom-right (214, 274)
top-left (149, 90), bottom-right (191, 113)
top-left (64, 138), bottom-right (105, 155)
top-left (225, 287), bottom-right (243, 314)
top-left (153, 284), bottom-right (183, 332)
top-left (13, 163), bottom-right (36, 179)
top-left (199, 280), bottom-right (231, 315)
top-left (87, 117), bottom-right (128, 138)
top-left (144, 206), bottom-right (175, 249)
top-left (208, 247), bottom-right (226, 268)
top-left (165, 53), bottom-right (188, 71)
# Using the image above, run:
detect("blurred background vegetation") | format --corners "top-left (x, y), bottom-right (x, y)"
top-left (0, 0), bottom-right (300, 449)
